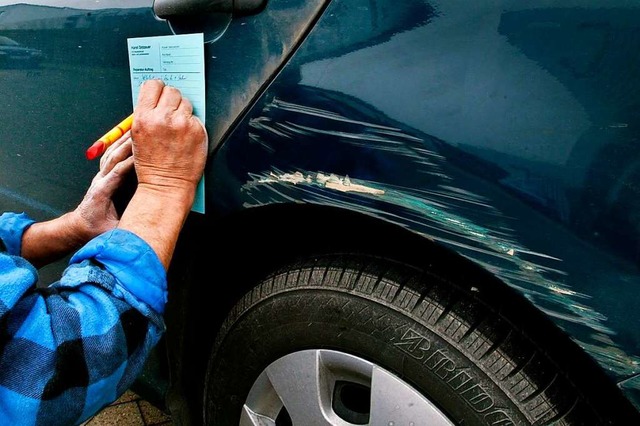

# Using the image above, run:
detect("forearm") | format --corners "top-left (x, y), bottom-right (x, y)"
top-left (0, 230), bottom-right (167, 425)
top-left (117, 183), bottom-right (195, 270)
top-left (0, 279), bottom-right (164, 425)
top-left (20, 212), bottom-right (90, 267)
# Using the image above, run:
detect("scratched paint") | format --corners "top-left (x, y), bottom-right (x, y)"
top-left (258, 172), bottom-right (385, 195)
top-left (239, 97), bottom-right (640, 380)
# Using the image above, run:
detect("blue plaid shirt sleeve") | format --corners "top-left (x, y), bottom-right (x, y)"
top-left (0, 212), bottom-right (168, 425)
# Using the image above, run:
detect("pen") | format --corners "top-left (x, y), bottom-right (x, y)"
top-left (85, 113), bottom-right (134, 160)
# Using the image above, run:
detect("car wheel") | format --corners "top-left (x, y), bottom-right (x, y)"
top-left (203, 254), bottom-right (601, 425)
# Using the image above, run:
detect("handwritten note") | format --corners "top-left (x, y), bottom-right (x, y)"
top-left (127, 33), bottom-right (206, 213)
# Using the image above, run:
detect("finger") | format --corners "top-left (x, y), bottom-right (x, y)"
top-left (100, 141), bottom-right (133, 177)
top-left (101, 130), bottom-right (131, 164)
top-left (185, 115), bottom-right (208, 152)
top-left (101, 134), bottom-right (133, 174)
top-left (156, 85), bottom-right (183, 110)
top-left (135, 79), bottom-right (165, 111)
top-left (98, 157), bottom-right (135, 197)
top-left (192, 115), bottom-right (208, 144)
top-left (176, 97), bottom-right (194, 116)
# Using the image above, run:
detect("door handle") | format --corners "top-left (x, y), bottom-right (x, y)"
top-left (154, 0), bottom-right (266, 18)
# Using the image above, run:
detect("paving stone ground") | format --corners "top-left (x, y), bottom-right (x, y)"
top-left (81, 390), bottom-right (171, 426)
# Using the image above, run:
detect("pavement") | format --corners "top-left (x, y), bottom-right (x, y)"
top-left (81, 390), bottom-right (172, 425)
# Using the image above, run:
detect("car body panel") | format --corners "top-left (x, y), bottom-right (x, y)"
top-left (0, 0), bottom-right (324, 216)
top-left (0, 1), bottom-right (167, 221)
top-left (209, 0), bottom-right (640, 408)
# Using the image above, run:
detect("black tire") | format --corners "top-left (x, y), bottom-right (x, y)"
top-left (203, 254), bottom-right (610, 425)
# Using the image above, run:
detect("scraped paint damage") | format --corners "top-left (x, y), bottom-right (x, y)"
top-left (240, 97), bottom-right (640, 380)
top-left (259, 171), bottom-right (385, 195)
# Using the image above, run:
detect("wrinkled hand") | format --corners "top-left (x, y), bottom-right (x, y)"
top-left (131, 79), bottom-right (207, 199)
top-left (115, 79), bottom-right (208, 268)
top-left (71, 133), bottom-right (135, 241)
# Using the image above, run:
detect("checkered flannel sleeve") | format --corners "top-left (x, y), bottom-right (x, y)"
top-left (0, 212), bottom-right (168, 425)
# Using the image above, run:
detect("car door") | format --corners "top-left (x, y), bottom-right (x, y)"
top-left (0, 0), bottom-right (326, 283)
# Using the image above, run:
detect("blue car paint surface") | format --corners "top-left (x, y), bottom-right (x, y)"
top-left (212, 0), bottom-right (640, 408)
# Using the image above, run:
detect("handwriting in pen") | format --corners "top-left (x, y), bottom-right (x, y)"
top-left (140, 74), bottom-right (188, 82)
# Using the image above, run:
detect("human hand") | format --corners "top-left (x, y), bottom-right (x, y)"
top-left (116, 80), bottom-right (208, 269)
top-left (71, 132), bottom-right (135, 241)
top-left (130, 79), bottom-right (208, 202)
top-left (20, 133), bottom-right (134, 267)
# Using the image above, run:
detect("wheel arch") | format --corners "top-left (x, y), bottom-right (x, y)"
top-left (169, 202), bottom-right (638, 423)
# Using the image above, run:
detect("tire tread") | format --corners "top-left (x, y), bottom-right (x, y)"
top-left (206, 254), bottom-right (624, 425)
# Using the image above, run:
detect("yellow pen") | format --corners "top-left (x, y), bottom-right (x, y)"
top-left (85, 113), bottom-right (134, 160)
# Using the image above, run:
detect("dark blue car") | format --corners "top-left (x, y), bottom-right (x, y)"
top-left (1, 0), bottom-right (639, 424)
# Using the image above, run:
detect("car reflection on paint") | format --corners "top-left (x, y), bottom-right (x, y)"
top-left (0, 35), bottom-right (43, 68)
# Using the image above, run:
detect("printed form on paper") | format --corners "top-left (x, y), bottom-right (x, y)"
top-left (127, 33), bottom-right (206, 214)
